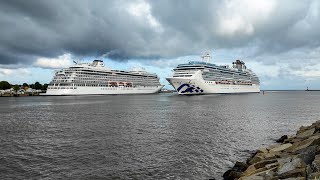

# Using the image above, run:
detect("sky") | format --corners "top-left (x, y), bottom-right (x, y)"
top-left (0, 0), bottom-right (320, 90)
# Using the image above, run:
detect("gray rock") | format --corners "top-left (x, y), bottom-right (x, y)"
top-left (312, 154), bottom-right (320, 172)
top-left (296, 128), bottom-right (315, 139)
top-left (285, 135), bottom-right (320, 153)
top-left (269, 143), bottom-right (292, 152)
top-left (281, 177), bottom-right (305, 180)
top-left (278, 168), bottom-right (306, 179)
top-left (277, 135), bottom-right (288, 143)
top-left (296, 145), bottom-right (316, 165)
top-left (309, 172), bottom-right (320, 179)
top-left (277, 157), bottom-right (306, 175)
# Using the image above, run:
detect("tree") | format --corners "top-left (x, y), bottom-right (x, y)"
top-left (0, 81), bottom-right (11, 90)
top-left (13, 84), bottom-right (20, 94)
top-left (29, 83), bottom-right (35, 89)
top-left (34, 82), bottom-right (42, 90)
top-left (22, 83), bottom-right (29, 87)
top-left (42, 83), bottom-right (48, 91)
top-left (22, 83), bottom-right (29, 90)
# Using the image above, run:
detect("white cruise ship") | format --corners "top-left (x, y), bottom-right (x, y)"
top-left (45, 60), bottom-right (163, 95)
top-left (166, 53), bottom-right (260, 95)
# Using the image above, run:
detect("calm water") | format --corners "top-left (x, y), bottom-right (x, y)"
top-left (1, 91), bottom-right (320, 179)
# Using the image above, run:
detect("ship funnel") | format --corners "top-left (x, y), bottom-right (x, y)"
top-left (92, 60), bottom-right (105, 67)
top-left (201, 53), bottom-right (211, 63)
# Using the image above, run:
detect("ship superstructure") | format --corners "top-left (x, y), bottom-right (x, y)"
top-left (45, 60), bottom-right (163, 95)
top-left (166, 53), bottom-right (260, 94)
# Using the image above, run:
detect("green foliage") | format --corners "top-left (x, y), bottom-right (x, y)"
top-left (42, 83), bottom-right (48, 90)
top-left (22, 83), bottom-right (29, 87)
top-left (1, 81), bottom-right (47, 91)
top-left (0, 81), bottom-right (11, 90)
top-left (13, 84), bottom-right (20, 92)
top-left (34, 82), bottom-right (42, 90)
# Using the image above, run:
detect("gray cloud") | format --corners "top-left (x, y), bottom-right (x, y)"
top-left (0, 0), bottom-right (320, 66)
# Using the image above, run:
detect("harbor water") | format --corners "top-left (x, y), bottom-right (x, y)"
top-left (1, 91), bottom-right (320, 179)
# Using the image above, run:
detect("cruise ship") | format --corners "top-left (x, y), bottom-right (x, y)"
top-left (45, 60), bottom-right (163, 95)
top-left (166, 53), bottom-right (260, 94)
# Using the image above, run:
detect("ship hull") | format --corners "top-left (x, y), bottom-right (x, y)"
top-left (166, 75), bottom-right (260, 95)
top-left (44, 86), bottom-right (163, 95)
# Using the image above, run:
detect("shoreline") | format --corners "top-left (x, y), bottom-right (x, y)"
top-left (0, 93), bottom-right (41, 97)
top-left (223, 121), bottom-right (320, 180)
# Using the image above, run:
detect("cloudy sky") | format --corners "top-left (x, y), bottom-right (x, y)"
top-left (0, 0), bottom-right (320, 90)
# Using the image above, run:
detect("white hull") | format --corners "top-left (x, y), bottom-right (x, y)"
top-left (45, 86), bottom-right (163, 95)
top-left (166, 71), bottom-right (260, 95)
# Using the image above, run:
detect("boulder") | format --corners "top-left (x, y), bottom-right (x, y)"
top-left (296, 128), bottom-right (315, 139)
top-left (278, 168), bottom-right (306, 179)
top-left (253, 159), bottom-right (278, 169)
top-left (240, 167), bottom-right (277, 180)
top-left (277, 157), bottom-right (306, 176)
top-left (239, 175), bottom-right (264, 180)
top-left (242, 159), bottom-right (277, 177)
top-left (312, 154), bottom-right (320, 171)
top-left (297, 126), bottom-right (311, 134)
top-left (257, 147), bottom-right (268, 154)
top-left (264, 151), bottom-right (282, 159)
top-left (277, 135), bottom-right (288, 143)
top-left (265, 162), bottom-right (279, 169)
top-left (282, 177), bottom-right (305, 180)
top-left (242, 164), bottom-right (257, 177)
top-left (222, 170), bottom-right (242, 180)
top-left (309, 172), bottom-right (320, 179)
top-left (267, 144), bottom-right (283, 151)
top-left (222, 161), bottom-right (250, 180)
top-left (296, 145), bottom-right (316, 164)
top-left (242, 167), bottom-right (268, 177)
top-left (284, 135), bottom-right (296, 144)
top-left (285, 135), bottom-right (320, 153)
top-left (269, 143), bottom-right (292, 152)
top-left (234, 161), bottom-right (249, 171)
top-left (248, 153), bottom-right (265, 165)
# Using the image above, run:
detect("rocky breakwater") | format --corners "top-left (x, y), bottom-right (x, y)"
top-left (223, 121), bottom-right (320, 180)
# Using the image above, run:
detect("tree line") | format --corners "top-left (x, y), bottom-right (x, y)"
top-left (0, 81), bottom-right (48, 90)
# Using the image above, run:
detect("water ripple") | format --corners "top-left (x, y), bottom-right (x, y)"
top-left (1, 92), bottom-right (320, 179)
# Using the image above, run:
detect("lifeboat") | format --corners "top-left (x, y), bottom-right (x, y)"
top-left (108, 81), bottom-right (118, 87)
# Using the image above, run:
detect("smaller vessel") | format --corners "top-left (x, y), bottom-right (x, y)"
top-left (45, 60), bottom-right (163, 95)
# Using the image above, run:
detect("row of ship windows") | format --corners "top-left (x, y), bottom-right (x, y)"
top-left (175, 68), bottom-right (254, 75)
top-left (74, 75), bottom-right (156, 79)
top-left (52, 80), bottom-right (160, 84)
top-left (48, 86), bottom-right (159, 89)
top-left (48, 87), bottom-right (77, 89)
top-left (50, 84), bottom-right (160, 87)
top-left (65, 70), bottom-right (157, 78)
top-left (203, 73), bottom-right (257, 78)
top-left (203, 80), bottom-right (257, 85)
top-left (204, 79), bottom-right (259, 83)
top-left (53, 77), bottom-right (159, 82)
top-left (173, 75), bottom-right (193, 77)
top-left (54, 75), bottom-right (158, 79)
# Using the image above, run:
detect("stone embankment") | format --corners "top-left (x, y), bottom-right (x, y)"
top-left (223, 121), bottom-right (320, 180)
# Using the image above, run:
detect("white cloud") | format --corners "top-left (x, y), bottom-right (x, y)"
top-left (290, 64), bottom-right (320, 79)
top-left (126, 0), bottom-right (163, 33)
top-left (216, 0), bottom-right (276, 36)
top-left (34, 53), bottom-right (73, 69)
top-left (0, 68), bottom-right (31, 76)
